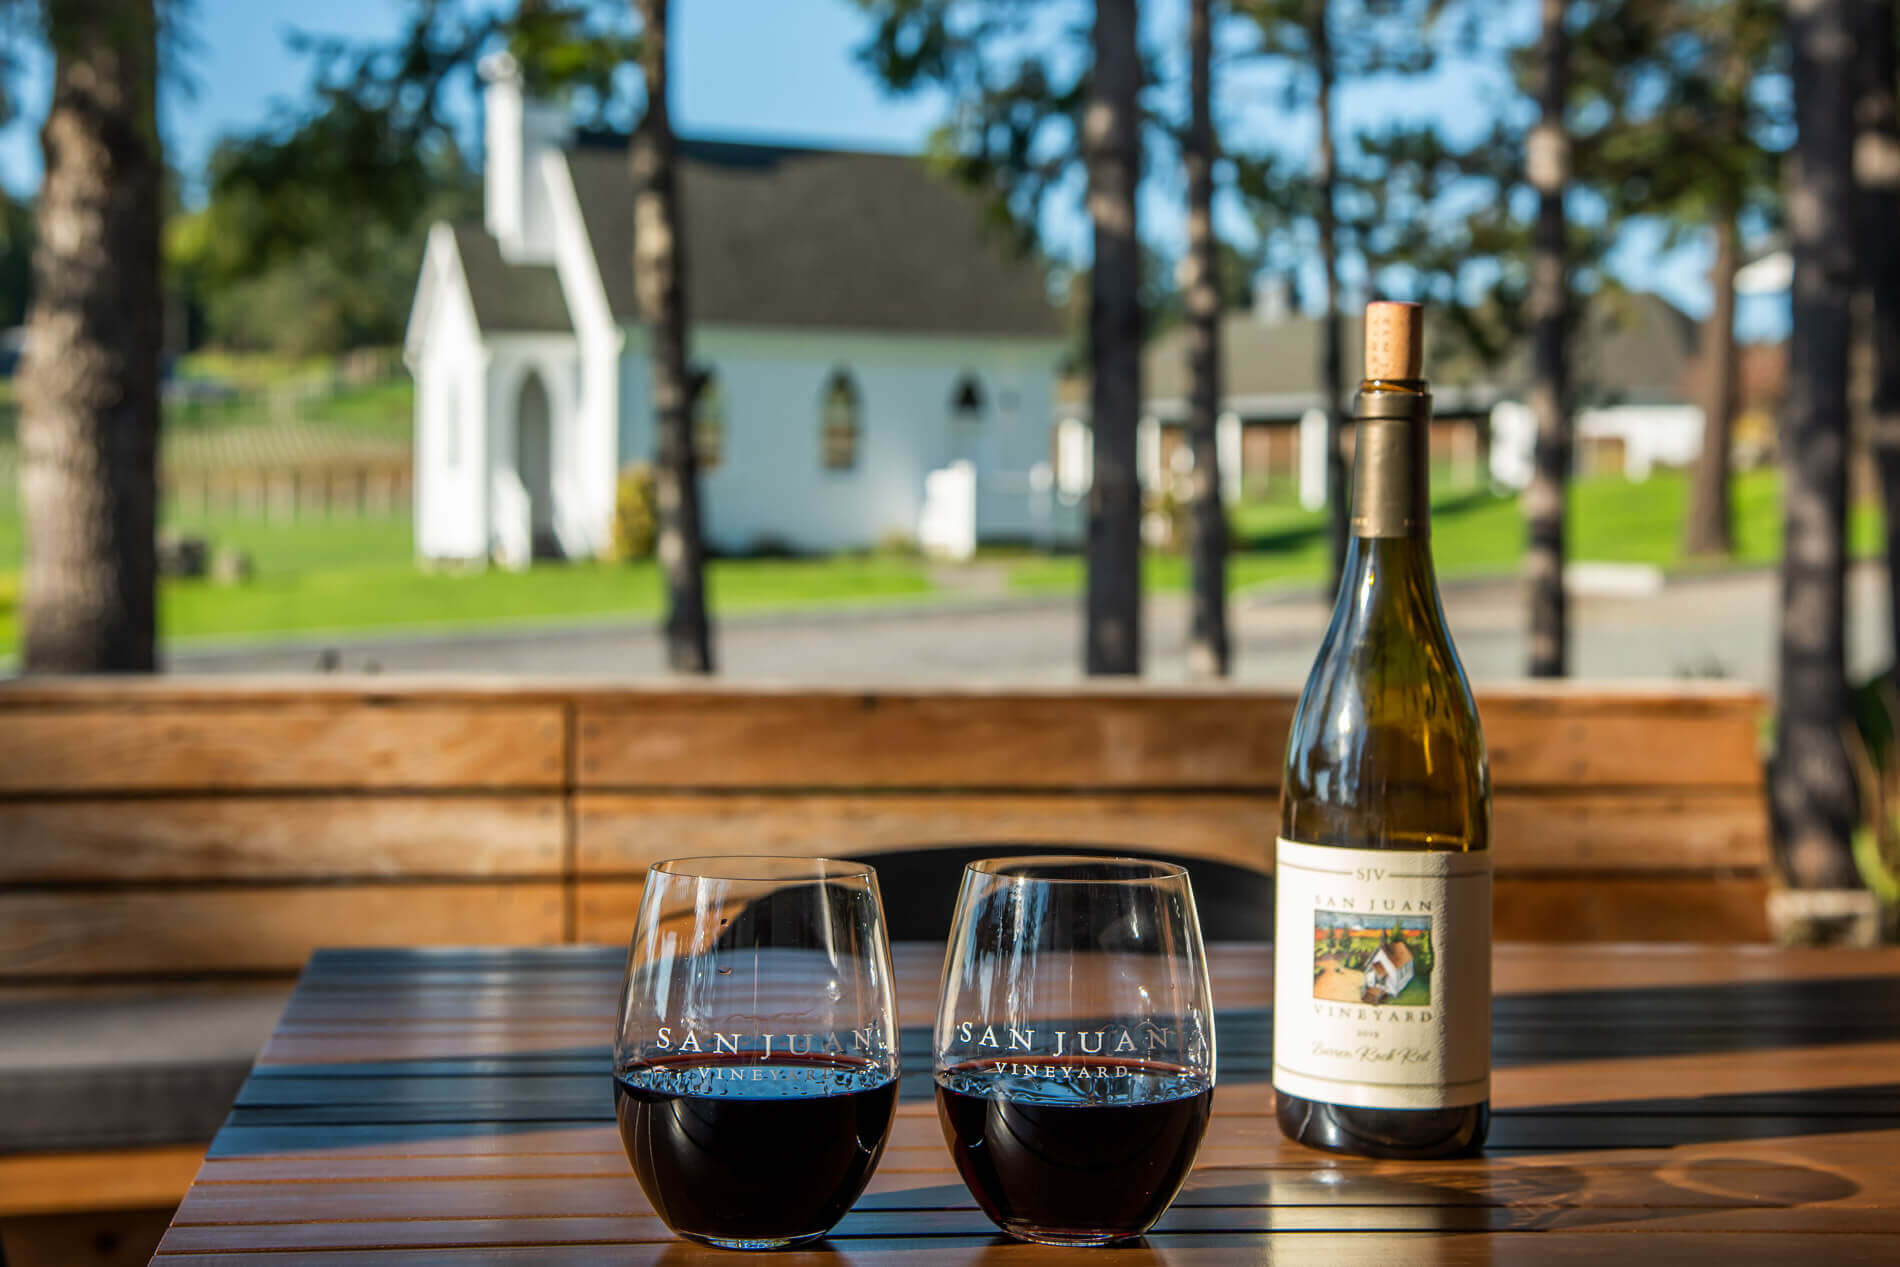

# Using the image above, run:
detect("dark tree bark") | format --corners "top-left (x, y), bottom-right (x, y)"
top-left (1183, 0), bottom-right (1229, 679)
top-left (1524, 0), bottom-right (1571, 678)
top-left (19, 0), bottom-right (162, 673)
top-left (633, 0), bottom-right (712, 674)
top-left (1085, 0), bottom-right (1143, 676)
top-left (1859, 0), bottom-right (1900, 703)
top-left (1312, 0), bottom-right (1347, 595)
top-left (1683, 208), bottom-right (1740, 557)
top-left (1774, 0), bottom-right (1859, 889)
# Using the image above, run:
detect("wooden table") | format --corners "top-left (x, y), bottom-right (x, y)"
top-left (155, 942), bottom-right (1900, 1264)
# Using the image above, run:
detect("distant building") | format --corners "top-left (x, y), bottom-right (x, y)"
top-left (405, 54), bottom-right (1071, 566)
top-left (1053, 284), bottom-right (1713, 504)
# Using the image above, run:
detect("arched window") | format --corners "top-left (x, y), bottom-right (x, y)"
top-left (694, 371), bottom-right (724, 471)
top-left (950, 373), bottom-right (985, 420)
top-left (822, 369), bottom-right (860, 471)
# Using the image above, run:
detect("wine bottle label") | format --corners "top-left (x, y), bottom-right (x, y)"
top-left (1272, 837), bottom-right (1491, 1110)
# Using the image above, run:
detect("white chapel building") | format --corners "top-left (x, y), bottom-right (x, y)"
top-left (405, 56), bottom-right (1072, 566)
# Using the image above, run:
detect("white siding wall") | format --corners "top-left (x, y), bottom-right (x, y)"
top-left (413, 246), bottom-right (489, 562)
top-left (616, 326), bottom-right (1064, 555)
top-left (544, 153), bottom-right (622, 557)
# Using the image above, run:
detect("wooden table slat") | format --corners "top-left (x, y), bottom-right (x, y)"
top-left (157, 942), bottom-right (1900, 1262)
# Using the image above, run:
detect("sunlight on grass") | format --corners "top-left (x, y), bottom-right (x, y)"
top-left (0, 466), bottom-right (1887, 656)
top-left (1010, 468), bottom-right (1884, 597)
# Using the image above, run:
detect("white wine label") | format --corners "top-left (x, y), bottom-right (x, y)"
top-left (1272, 837), bottom-right (1490, 1110)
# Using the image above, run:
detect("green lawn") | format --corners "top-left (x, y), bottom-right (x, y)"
top-left (0, 512), bottom-right (936, 653)
top-left (0, 466), bottom-right (1884, 657)
top-left (1009, 467), bottom-right (1882, 596)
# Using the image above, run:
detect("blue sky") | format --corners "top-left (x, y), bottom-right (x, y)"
top-left (0, 0), bottom-right (1787, 339)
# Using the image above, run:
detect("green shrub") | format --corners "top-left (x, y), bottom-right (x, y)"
top-left (873, 529), bottom-right (921, 559)
top-left (609, 463), bottom-right (657, 562)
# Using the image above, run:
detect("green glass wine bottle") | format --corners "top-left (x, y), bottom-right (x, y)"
top-left (1273, 301), bottom-right (1492, 1159)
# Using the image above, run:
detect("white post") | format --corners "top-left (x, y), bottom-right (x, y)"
top-left (1217, 411), bottom-right (1243, 506)
top-left (918, 460), bottom-right (978, 561)
top-left (1137, 415), bottom-right (1162, 498)
top-left (1298, 407), bottom-right (1328, 511)
top-left (1056, 416), bottom-right (1091, 500)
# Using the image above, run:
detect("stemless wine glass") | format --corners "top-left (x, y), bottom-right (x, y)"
top-left (612, 857), bottom-right (901, 1251)
top-left (934, 857), bottom-right (1217, 1247)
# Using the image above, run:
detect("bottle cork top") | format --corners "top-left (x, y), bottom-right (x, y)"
top-left (1363, 300), bottom-right (1424, 380)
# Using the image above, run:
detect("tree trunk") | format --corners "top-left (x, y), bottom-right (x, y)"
top-left (1524, 0), bottom-right (1570, 678)
top-left (1313, 0), bottom-right (1348, 595)
top-left (19, 0), bottom-right (162, 673)
top-left (1683, 209), bottom-right (1740, 557)
top-left (1084, 0), bottom-right (1143, 676)
top-left (633, 0), bottom-right (712, 674)
top-left (1774, 0), bottom-right (1859, 889)
top-left (1183, 0), bottom-right (1229, 680)
top-left (1859, 0), bottom-right (1900, 704)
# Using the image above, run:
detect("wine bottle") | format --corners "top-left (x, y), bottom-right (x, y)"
top-left (1273, 301), bottom-right (1492, 1159)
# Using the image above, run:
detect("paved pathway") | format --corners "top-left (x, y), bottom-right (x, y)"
top-left (165, 563), bottom-right (1895, 691)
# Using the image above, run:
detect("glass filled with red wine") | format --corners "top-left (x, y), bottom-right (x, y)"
top-left (612, 856), bottom-right (900, 1250)
top-left (935, 856), bottom-right (1217, 1246)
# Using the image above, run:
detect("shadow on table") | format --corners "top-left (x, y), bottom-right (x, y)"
top-left (1192, 971), bottom-right (1900, 1083)
top-left (1183, 1156), bottom-right (1860, 1234)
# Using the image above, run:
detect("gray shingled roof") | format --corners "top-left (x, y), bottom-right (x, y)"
top-left (564, 139), bottom-right (1065, 338)
top-left (450, 223), bottom-right (574, 334)
top-left (1130, 290), bottom-right (1700, 418)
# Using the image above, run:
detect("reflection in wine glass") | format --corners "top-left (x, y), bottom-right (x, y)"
top-left (934, 857), bottom-right (1217, 1247)
top-left (612, 857), bottom-right (900, 1251)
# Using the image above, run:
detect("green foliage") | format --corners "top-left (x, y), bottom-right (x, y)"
top-left (854, 1), bottom-right (1089, 252)
top-left (1848, 671), bottom-right (1900, 905)
top-left (872, 529), bottom-right (922, 559)
top-left (1579, 0), bottom-right (1784, 239)
top-left (1230, 0), bottom-right (1457, 318)
top-left (609, 462), bottom-right (658, 562)
top-left (174, 0), bottom-right (639, 355)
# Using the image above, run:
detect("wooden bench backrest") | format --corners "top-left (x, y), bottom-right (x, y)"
top-left (0, 679), bottom-right (1772, 980)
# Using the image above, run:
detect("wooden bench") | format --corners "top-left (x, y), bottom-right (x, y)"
top-left (0, 678), bottom-right (1773, 1258)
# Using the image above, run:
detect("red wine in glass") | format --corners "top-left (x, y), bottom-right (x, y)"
top-left (934, 857), bottom-right (1218, 1246)
top-left (936, 1056), bottom-right (1212, 1243)
top-left (615, 1054), bottom-right (897, 1247)
top-left (612, 857), bottom-right (901, 1250)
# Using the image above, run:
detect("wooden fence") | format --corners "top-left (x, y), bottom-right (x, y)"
top-left (0, 678), bottom-right (1775, 981)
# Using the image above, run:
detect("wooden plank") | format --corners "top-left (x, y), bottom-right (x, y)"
top-left (0, 885), bottom-right (566, 978)
top-left (0, 704), bottom-right (564, 793)
top-left (2, 1208), bottom-right (175, 1267)
top-left (574, 790), bottom-right (1767, 877)
top-left (1491, 790), bottom-right (1768, 870)
top-left (575, 792), bottom-right (1275, 871)
top-left (188, 1136), bottom-right (1900, 1204)
top-left (153, 1204), bottom-right (1900, 1250)
top-left (584, 876), bottom-right (1782, 947)
top-left (575, 687), bottom-right (1763, 791)
top-left (0, 1145), bottom-right (204, 1217)
top-left (1492, 876), bottom-right (1773, 941)
top-left (576, 692), bottom-right (1292, 791)
top-left (1475, 689), bottom-right (1764, 789)
top-left (0, 798), bottom-right (564, 883)
top-left (156, 940), bottom-right (1900, 1259)
top-left (144, 1234), bottom-right (1900, 1267)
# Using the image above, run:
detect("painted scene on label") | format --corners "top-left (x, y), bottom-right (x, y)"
top-left (1312, 911), bottom-right (1434, 1006)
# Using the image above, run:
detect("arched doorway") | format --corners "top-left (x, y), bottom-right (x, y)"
top-left (515, 371), bottom-right (559, 558)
